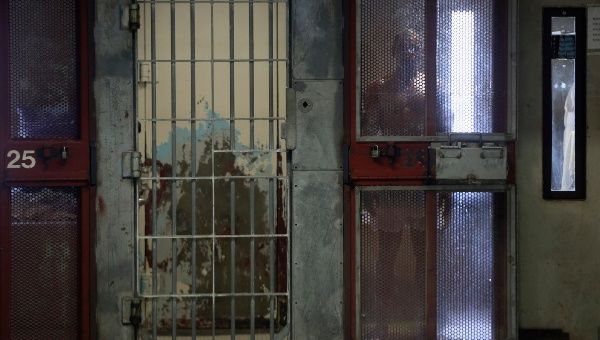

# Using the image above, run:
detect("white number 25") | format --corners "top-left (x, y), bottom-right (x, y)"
top-left (6, 150), bottom-right (36, 169)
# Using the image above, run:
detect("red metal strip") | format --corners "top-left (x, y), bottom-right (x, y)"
top-left (0, 188), bottom-right (10, 339)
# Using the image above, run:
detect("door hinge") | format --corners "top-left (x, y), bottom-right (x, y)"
top-left (122, 3), bottom-right (141, 32)
top-left (282, 87), bottom-right (296, 151)
top-left (122, 151), bottom-right (142, 179)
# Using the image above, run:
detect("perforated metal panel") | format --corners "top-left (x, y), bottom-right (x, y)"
top-left (436, 0), bottom-right (496, 133)
top-left (9, 0), bottom-right (80, 139)
top-left (9, 187), bottom-right (80, 340)
top-left (359, 0), bottom-right (426, 137)
top-left (436, 192), bottom-right (499, 340)
top-left (360, 190), bottom-right (427, 339)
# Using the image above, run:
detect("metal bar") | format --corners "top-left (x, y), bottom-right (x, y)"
top-left (140, 175), bottom-right (288, 180)
top-left (229, 1), bottom-right (236, 152)
top-left (268, 2), bottom-right (275, 337)
top-left (138, 234), bottom-right (289, 240)
top-left (249, 1), bottom-right (256, 338)
top-left (138, 58), bottom-right (288, 62)
top-left (230, 181), bottom-right (236, 340)
top-left (150, 1), bottom-right (158, 338)
top-left (139, 117), bottom-right (286, 121)
top-left (210, 1), bottom-right (216, 338)
top-left (140, 292), bottom-right (289, 298)
top-left (139, 0), bottom-right (287, 3)
top-left (170, 0), bottom-right (178, 337)
top-left (190, 0), bottom-right (198, 338)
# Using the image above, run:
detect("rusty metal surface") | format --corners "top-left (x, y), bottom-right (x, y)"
top-left (93, 0), bottom-right (136, 338)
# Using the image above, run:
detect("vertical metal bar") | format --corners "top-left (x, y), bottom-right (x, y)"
top-left (150, 1), bottom-right (158, 338)
top-left (425, 0), bottom-right (438, 135)
top-left (210, 2), bottom-right (216, 338)
top-left (229, 2), bottom-right (236, 149)
top-left (268, 1), bottom-right (275, 338)
top-left (190, 0), bottom-right (198, 338)
top-left (229, 2), bottom-right (236, 339)
top-left (170, 1), bottom-right (178, 338)
top-left (249, 1), bottom-right (256, 339)
top-left (229, 181), bottom-right (236, 340)
top-left (249, 180), bottom-right (256, 339)
top-left (132, 0), bottom-right (140, 305)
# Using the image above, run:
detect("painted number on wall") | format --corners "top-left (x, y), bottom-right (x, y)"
top-left (6, 150), bottom-right (36, 169)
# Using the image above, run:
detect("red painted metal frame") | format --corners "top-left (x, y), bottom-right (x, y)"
top-left (344, 0), bottom-right (512, 338)
top-left (0, 0), bottom-right (92, 339)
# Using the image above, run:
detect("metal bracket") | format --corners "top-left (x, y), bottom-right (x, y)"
top-left (122, 151), bottom-right (142, 179)
top-left (283, 87), bottom-right (297, 150)
top-left (431, 142), bottom-right (507, 183)
top-left (121, 3), bottom-right (140, 32)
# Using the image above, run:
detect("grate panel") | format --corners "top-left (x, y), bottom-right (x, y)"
top-left (359, 0), bottom-right (426, 137)
top-left (360, 190), bottom-right (427, 339)
top-left (9, 0), bottom-right (80, 139)
top-left (436, 0), bottom-right (497, 133)
top-left (136, 1), bottom-right (289, 337)
top-left (436, 192), bottom-right (499, 340)
top-left (9, 187), bottom-right (80, 340)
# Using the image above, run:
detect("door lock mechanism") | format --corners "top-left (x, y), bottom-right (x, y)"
top-left (36, 146), bottom-right (69, 164)
top-left (369, 144), bottom-right (401, 165)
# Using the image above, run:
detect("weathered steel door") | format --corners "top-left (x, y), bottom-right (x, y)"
top-left (346, 0), bottom-right (516, 339)
top-left (0, 0), bottom-right (91, 339)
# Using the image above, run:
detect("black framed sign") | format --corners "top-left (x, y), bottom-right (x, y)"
top-left (542, 8), bottom-right (586, 199)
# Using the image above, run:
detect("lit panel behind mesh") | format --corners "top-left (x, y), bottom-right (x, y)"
top-left (436, 0), bottom-right (496, 133)
top-left (9, 187), bottom-right (81, 340)
top-left (360, 190), bottom-right (427, 339)
top-left (436, 192), bottom-right (500, 340)
top-left (9, 0), bottom-right (80, 139)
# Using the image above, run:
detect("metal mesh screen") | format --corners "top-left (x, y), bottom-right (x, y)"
top-left (436, 0), bottom-right (496, 133)
top-left (136, 1), bottom-right (289, 338)
top-left (9, 0), bottom-right (80, 140)
top-left (9, 187), bottom-right (80, 340)
top-left (359, 0), bottom-right (504, 137)
top-left (359, 0), bottom-right (427, 137)
top-left (360, 190), bottom-right (427, 339)
top-left (436, 192), bottom-right (500, 340)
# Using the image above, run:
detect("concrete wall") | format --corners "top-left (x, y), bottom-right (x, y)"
top-left (518, 2), bottom-right (600, 339)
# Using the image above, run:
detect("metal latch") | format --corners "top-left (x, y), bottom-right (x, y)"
top-left (121, 3), bottom-right (140, 31)
top-left (122, 151), bottom-right (142, 179)
top-left (431, 142), bottom-right (507, 183)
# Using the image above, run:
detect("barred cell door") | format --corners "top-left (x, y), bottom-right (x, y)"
top-left (133, 1), bottom-right (290, 338)
top-left (0, 0), bottom-right (91, 339)
top-left (347, 0), bottom-right (516, 339)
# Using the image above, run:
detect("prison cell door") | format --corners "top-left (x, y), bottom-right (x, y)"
top-left (133, 1), bottom-right (290, 339)
top-left (0, 0), bottom-right (91, 339)
top-left (346, 0), bottom-right (515, 339)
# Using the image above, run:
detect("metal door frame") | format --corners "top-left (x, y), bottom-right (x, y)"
top-left (344, 0), bottom-right (518, 338)
top-left (0, 0), bottom-right (93, 338)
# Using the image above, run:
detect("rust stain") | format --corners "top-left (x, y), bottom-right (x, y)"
top-left (98, 195), bottom-right (106, 216)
